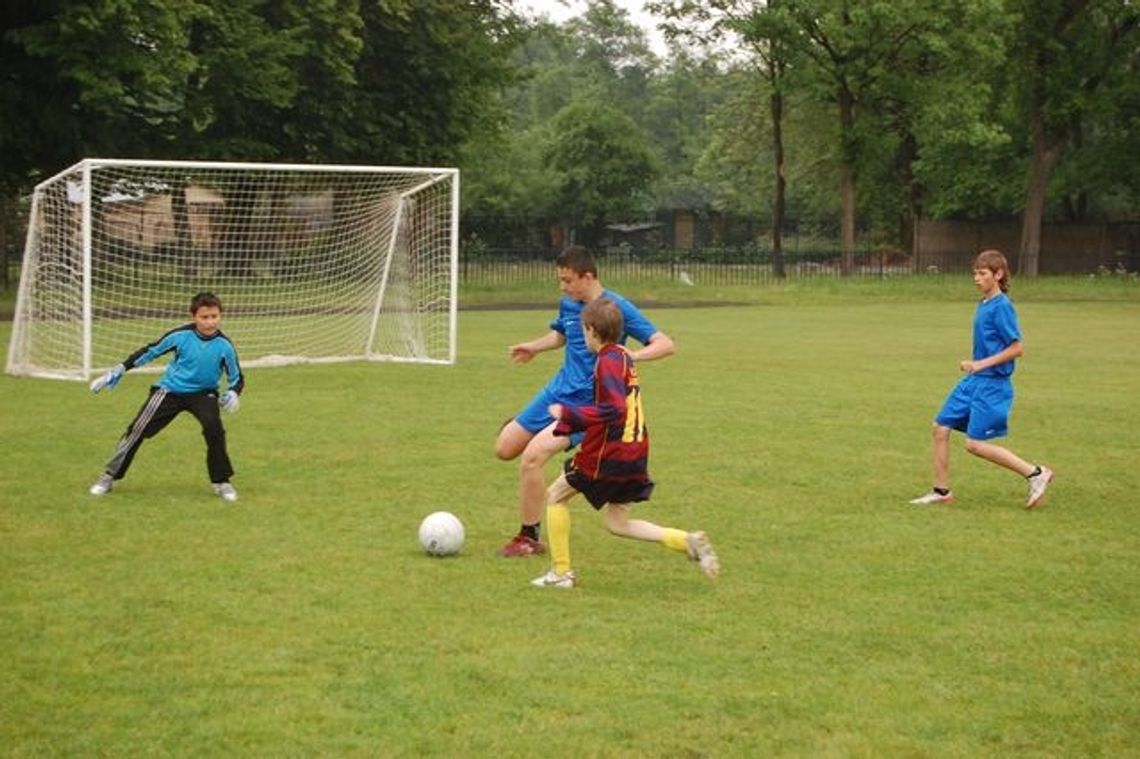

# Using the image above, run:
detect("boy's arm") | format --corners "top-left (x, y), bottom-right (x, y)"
top-left (552, 352), bottom-right (628, 434)
top-left (961, 341), bottom-right (1023, 374)
top-left (630, 330), bottom-right (674, 362)
top-left (509, 330), bottom-right (565, 364)
top-left (90, 331), bottom-right (177, 393)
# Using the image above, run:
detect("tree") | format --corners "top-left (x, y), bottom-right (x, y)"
top-left (543, 98), bottom-right (658, 244)
top-left (654, 0), bottom-right (797, 276)
top-left (1005, 0), bottom-right (1139, 275)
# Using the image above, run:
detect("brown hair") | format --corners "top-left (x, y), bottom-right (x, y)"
top-left (190, 291), bottom-right (223, 313)
top-left (973, 249), bottom-right (1010, 293)
top-left (582, 297), bottom-right (623, 344)
top-left (555, 245), bottom-right (598, 277)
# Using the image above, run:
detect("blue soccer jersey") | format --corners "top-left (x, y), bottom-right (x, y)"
top-left (543, 290), bottom-right (658, 403)
top-left (972, 293), bottom-right (1021, 378)
top-left (124, 324), bottom-right (244, 394)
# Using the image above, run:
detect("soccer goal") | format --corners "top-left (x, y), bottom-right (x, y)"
top-left (6, 159), bottom-right (459, 380)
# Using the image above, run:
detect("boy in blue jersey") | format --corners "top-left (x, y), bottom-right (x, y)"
top-left (88, 292), bottom-right (245, 502)
top-left (911, 250), bottom-right (1054, 509)
top-left (494, 246), bottom-right (675, 556)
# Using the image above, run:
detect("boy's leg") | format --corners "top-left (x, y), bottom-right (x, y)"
top-left (531, 474), bottom-right (578, 587)
top-left (965, 438), bottom-right (1054, 508)
top-left (962, 377), bottom-right (1054, 506)
top-left (519, 423), bottom-right (568, 526)
top-left (963, 438), bottom-right (1034, 477)
top-left (602, 506), bottom-right (720, 579)
top-left (913, 378), bottom-right (972, 504)
top-left (602, 504), bottom-right (683, 547)
top-left (499, 421), bottom-right (570, 556)
top-left (493, 417), bottom-right (533, 461)
top-left (104, 389), bottom-right (181, 480)
top-left (186, 393), bottom-right (234, 484)
top-left (932, 423), bottom-right (952, 489)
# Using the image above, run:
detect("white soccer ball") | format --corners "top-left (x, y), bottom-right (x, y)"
top-left (418, 511), bottom-right (465, 556)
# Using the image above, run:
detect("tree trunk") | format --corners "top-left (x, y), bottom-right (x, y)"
top-left (770, 86), bottom-right (787, 279)
top-left (1019, 113), bottom-right (1063, 277)
top-left (838, 85), bottom-right (856, 276)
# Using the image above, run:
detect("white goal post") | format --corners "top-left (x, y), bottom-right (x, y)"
top-left (6, 158), bottom-right (459, 380)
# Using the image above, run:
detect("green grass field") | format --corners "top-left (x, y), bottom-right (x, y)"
top-left (2, 279), bottom-right (1138, 756)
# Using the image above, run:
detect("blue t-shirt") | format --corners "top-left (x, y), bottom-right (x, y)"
top-left (125, 324), bottom-right (244, 394)
top-left (972, 292), bottom-right (1021, 378)
top-left (543, 290), bottom-right (658, 403)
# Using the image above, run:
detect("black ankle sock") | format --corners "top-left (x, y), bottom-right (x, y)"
top-left (933, 487), bottom-right (950, 496)
top-left (521, 523), bottom-right (540, 541)
top-left (1027, 465), bottom-right (1042, 479)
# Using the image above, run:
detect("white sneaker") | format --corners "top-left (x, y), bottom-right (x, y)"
top-left (530, 569), bottom-right (577, 589)
top-left (910, 490), bottom-right (954, 505)
top-left (1026, 466), bottom-right (1054, 509)
top-left (686, 531), bottom-right (720, 579)
top-left (212, 482), bottom-right (239, 503)
top-left (89, 473), bottom-right (114, 496)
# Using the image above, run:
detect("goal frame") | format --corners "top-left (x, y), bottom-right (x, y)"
top-left (6, 158), bottom-right (460, 380)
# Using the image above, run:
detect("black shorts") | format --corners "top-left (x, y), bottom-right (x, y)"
top-left (564, 459), bottom-right (654, 510)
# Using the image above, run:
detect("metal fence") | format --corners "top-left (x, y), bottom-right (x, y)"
top-left (459, 247), bottom-right (925, 286)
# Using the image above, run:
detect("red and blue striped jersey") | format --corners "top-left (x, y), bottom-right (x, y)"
top-left (554, 343), bottom-right (650, 485)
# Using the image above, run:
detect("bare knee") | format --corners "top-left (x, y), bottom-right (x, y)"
top-left (520, 446), bottom-right (551, 473)
top-left (602, 505), bottom-right (629, 535)
top-left (964, 438), bottom-right (984, 456)
top-left (494, 419), bottom-right (528, 460)
top-left (932, 424), bottom-right (951, 443)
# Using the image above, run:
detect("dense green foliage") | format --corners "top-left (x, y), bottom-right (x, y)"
top-left (2, 285), bottom-right (1138, 754)
top-left (1, 0), bottom-right (1137, 264)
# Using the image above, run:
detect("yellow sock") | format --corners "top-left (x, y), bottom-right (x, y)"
top-left (547, 503), bottom-right (571, 575)
top-left (661, 527), bottom-right (689, 553)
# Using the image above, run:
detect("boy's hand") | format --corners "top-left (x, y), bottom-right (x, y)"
top-left (219, 390), bottom-right (240, 414)
top-left (959, 359), bottom-right (978, 374)
top-left (548, 403), bottom-right (563, 420)
top-left (509, 343), bottom-right (537, 363)
top-left (90, 364), bottom-right (125, 393)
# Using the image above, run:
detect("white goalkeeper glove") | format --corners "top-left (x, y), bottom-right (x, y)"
top-left (219, 390), bottom-right (240, 414)
top-left (90, 364), bottom-right (125, 393)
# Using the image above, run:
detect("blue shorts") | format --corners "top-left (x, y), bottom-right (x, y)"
top-left (935, 375), bottom-right (1013, 440)
top-left (516, 387), bottom-right (586, 448)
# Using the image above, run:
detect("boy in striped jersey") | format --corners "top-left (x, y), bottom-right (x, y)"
top-left (88, 292), bottom-right (244, 502)
top-left (531, 297), bottom-right (718, 589)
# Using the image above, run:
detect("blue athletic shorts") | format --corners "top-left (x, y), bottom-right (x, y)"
top-left (935, 374), bottom-right (1013, 440)
top-left (516, 387), bottom-right (586, 448)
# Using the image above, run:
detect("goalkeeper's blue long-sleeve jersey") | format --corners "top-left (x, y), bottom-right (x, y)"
top-left (123, 324), bottom-right (244, 395)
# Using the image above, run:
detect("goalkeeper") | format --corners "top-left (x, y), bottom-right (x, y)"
top-left (87, 292), bottom-right (245, 503)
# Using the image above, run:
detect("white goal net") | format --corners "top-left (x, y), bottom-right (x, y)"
top-left (6, 159), bottom-right (459, 380)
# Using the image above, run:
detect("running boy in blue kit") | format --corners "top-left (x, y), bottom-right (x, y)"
top-left (910, 250), bottom-right (1054, 509)
top-left (88, 292), bottom-right (245, 502)
top-left (494, 246), bottom-right (675, 556)
top-left (530, 297), bottom-right (718, 588)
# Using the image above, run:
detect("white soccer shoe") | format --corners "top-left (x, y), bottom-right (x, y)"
top-left (909, 490), bottom-right (955, 505)
top-left (89, 473), bottom-right (114, 496)
top-left (1026, 467), bottom-right (1054, 509)
top-left (530, 569), bottom-right (578, 589)
top-left (686, 531), bottom-right (720, 579)
top-left (213, 482), bottom-right (239, 503)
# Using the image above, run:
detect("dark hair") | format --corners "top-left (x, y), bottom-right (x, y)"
top-left (555, 245), bottom-right (597, 277)
top-left (190, 292), bottom-right (223, 313)
top-left (973, 249), bottom-right (1010, 293)
top-left (582, 297), bottom-right (623, 344)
